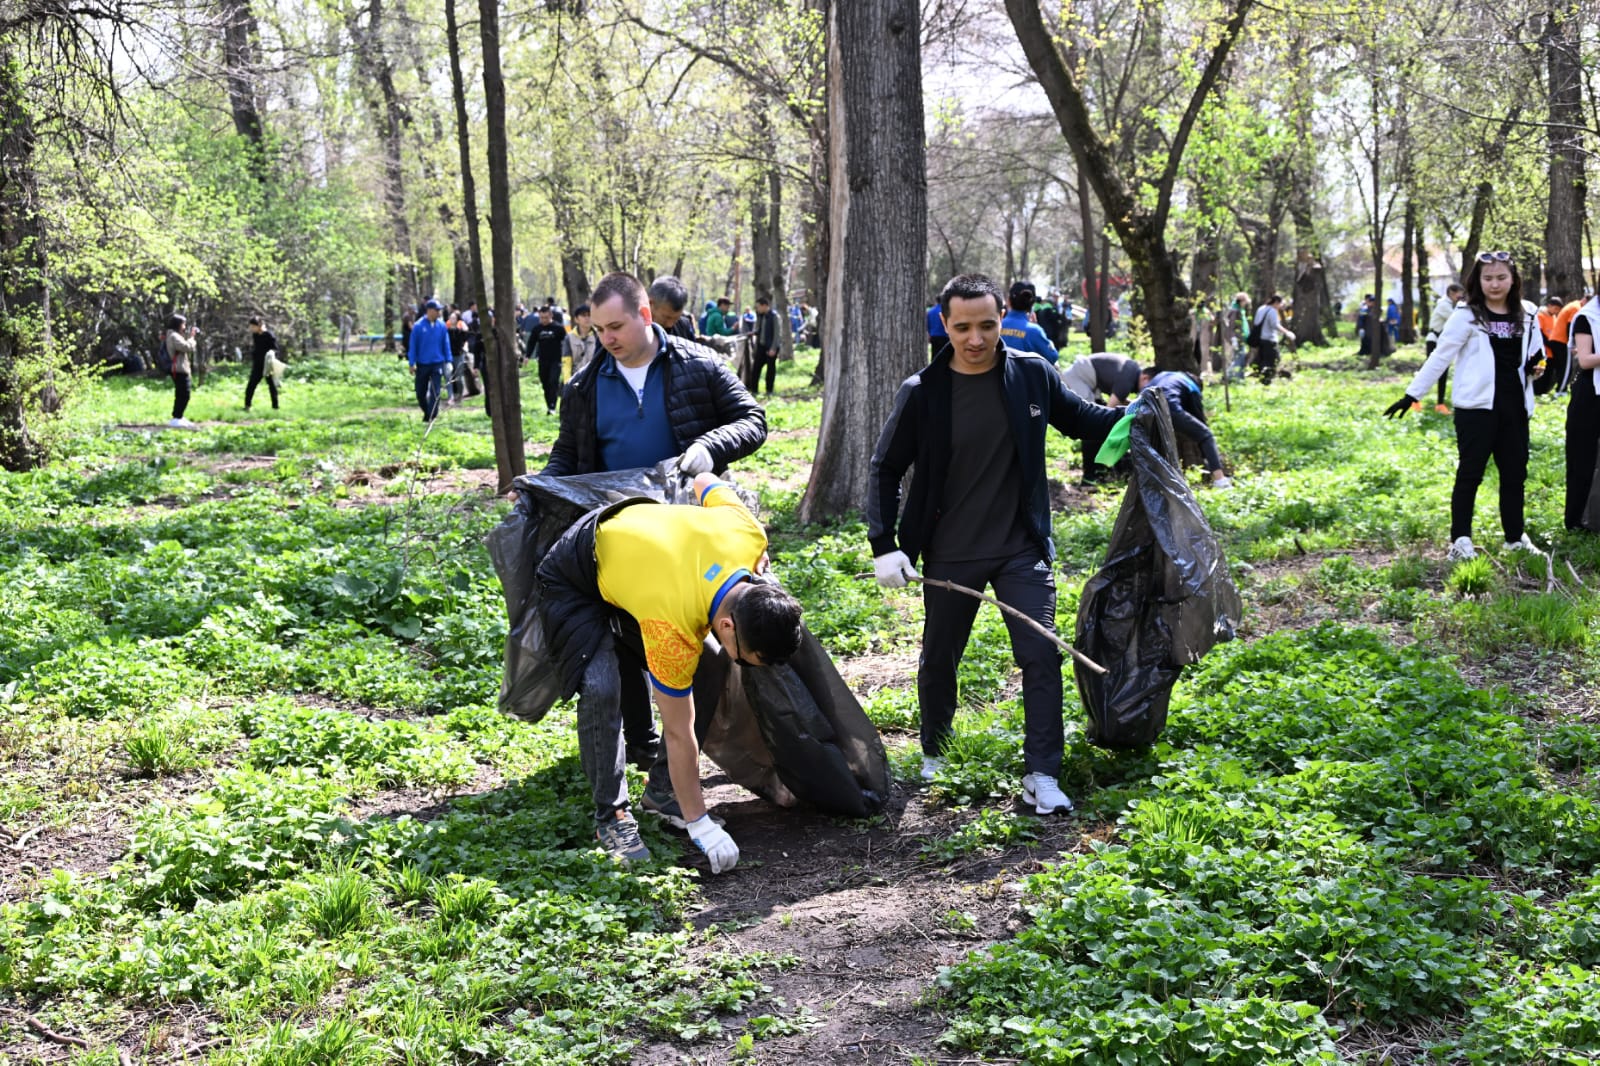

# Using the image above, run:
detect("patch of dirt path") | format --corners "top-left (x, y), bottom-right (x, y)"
top-left (628, 771), bottom-right (1092, 1065)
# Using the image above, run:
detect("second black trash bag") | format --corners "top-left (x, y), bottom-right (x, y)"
top-left (1073, 388), bottom-right (1242, 748)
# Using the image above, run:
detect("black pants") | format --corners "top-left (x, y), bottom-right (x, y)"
top-left (1538, 342), bottom-right (1568, 397)
top-left (1452, 405), bottom-right (1529, 543)
top-left (918, 550), bottom-right (1064, 779)
top-left (538, 355), bottom-right (562, 413)
top-left (1425, 341), bottom-right (1449, 405)
top-left (171, 371), bottom-right (191, 419)
top-left (1252, 340), bottom-right (1280, 384)
top-left (1565, 370), bottom-right (1599, 529)
top-left (245, 355), bottom-right (278, 410)
top-left (413, 364), bottom-right (444, 421)
top-left (743, 350), bottom-right (778, 395)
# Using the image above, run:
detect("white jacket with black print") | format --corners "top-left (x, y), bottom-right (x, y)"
top-left (1406, 304), bottom-right (1542, 417)
top-left (1561, 296), bottom-right (1600, 392)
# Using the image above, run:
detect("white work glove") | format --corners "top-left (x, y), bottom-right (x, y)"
top-left (676, 442), bottom-right (715, 475)
top-left (687, 814), bottom-right (739, 874)
top-left (874, 550), bottom-right (918, 589)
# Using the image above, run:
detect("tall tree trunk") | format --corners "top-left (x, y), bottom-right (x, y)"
top-left (1461, 181), bottom-right (1490, 268)
top-left (220, 0), bottom-right (268, 181)
top-left (1544, 1), bottom-right (1585, 302)
top-left (469, 0), bottom-right (525, 489)
top-left (1367, 63), bottom-right (1385, 371)
top-left (347, 0), bottom-right (417, 310)
top-left (1288, 186), bottom-right (1326, 346)
top-left (1399, 201), bottom-right (1416, 344)
top-left (1415, 212), bottom-right (1431, 312)
top-left (0, 49), bottom-right (52, 471)
top-left (750, 159), bottom-right (793, 362)
top-left (1003, 214), bottom-right (1016, 284)
top-left (447, 0), bottom-right (512, 484)
top-left (1077, 169), bottom-right (1103, 352)
top-left (383, 262), bottom-right (396, 353)
top-left (800, 0), bottom-right (925, 521)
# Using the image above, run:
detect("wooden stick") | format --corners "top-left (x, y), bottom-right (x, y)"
top-left (11, 1012), bottom-right (91, 1049)
top-left (859, 572), bottom-right (1107, 675)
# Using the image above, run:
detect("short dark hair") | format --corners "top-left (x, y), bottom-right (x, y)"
top-left (756, 295), bottom-right (771, 308)
top-left (247, 315), bottom-right (263, 327)
top-left (732, 582), bottom-right (804, 666)
top-left (590, 272), bottom-right (648, 314)
top-left (939, 274), bottom-right (1004, 318)
top-left (1446, 283), bottom-right (1465, 296)
top-left (1268, 292), bottom-right (1283, 305)
top-left (648, 275), bottom-right (689, 312)
top-left (717, 296), bottom-right (732, 307)
top-left (167, 314), bottom-right (186, 330)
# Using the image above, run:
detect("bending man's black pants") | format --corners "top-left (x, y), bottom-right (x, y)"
top-left (917, 549), bottom-right (1064, 779)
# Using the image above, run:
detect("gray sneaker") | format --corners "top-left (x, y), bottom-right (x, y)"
top-left (640, 787), bottom-right (724, 831)
top-left (595, 811), bottom-right (651, 863)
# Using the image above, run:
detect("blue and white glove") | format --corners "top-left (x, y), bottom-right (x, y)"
top-left (686, 814), bottom-right (739, 874)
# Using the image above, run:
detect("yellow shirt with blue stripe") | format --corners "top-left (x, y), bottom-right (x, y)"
top-left (594, 481), bottom-right (767, 695)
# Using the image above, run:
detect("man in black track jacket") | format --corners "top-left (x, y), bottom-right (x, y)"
top-left (867, 273), bottom-right (1121, 816)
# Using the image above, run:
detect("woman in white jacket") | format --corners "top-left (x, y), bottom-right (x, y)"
top-left (1384, 253), bottom-right (1546, 560)
top-left (1563, 295), bottom-right (1600, 530)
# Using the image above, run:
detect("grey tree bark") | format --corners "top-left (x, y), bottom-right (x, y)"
top-left (799, 0), bottom-right (926, 521)
top-left (1543, 1), bottom-right (1585, 302)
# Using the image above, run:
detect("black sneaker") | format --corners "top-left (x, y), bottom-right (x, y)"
top-left (595, 810), bottom-right (651, 863)
top-left (640, 787), bottom-right (723, 832)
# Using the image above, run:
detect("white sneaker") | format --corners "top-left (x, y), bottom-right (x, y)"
top-left (1022, 773), bottom-right (1074, 815)
top-left (167, 418), bottom-right (185, 428)
top-left (1211, 475), bottom-right (1233, 489)
top-left (1503, 533), bottom-right (1542, 554)
top-left (1446, 536), bottom-right (1477, 562)
top-left (920, 756), bottom-right (944, 783)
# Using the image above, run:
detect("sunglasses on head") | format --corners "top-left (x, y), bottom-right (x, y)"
top-left (1476, 250), bottom-right (1513, 263)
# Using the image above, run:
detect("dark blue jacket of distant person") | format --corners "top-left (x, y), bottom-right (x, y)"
top-left (407, 314), bottom-right (451, 367)
top-left (999, 309), bottom-right (1058, 364)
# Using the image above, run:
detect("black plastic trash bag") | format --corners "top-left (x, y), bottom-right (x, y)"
top-left (1074, 389), bottom-right (1242, 748)
top-left (485, 461), bottom-right (709, 725)
top-left (485, 461), bottom-right (890, 815)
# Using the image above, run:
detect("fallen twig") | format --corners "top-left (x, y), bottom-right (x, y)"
top-left (856, 573), bottom-right (1107, 675)
top-left (5, 825), bottom-right (43, 852)
top-left (8, 1011), bottom-right (91, 1049)
top-left (1567, 559), bottom-right (1588, 591)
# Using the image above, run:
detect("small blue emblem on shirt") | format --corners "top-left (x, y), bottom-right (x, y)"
top-left (704, 563), bottom-right (723, 582)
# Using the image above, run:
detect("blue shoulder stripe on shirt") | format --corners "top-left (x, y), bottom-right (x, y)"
top-left (708, 568), bottom-right (751, 625)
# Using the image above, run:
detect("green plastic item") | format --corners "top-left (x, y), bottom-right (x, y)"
top-left (1094, 406), bottom-right (1138, 467)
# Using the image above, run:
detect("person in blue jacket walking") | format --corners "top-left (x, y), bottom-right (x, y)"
top-left (408, 298), bottom-right (452, 422)
top-left (1000, 281), bottom-right (1059, 364)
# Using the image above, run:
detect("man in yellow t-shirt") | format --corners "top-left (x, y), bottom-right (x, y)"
top-left (536, 471), bottom-right (804, 872)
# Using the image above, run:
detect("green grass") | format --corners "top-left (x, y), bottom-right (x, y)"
top-left (2, 342), bottom-right (1598, 1061)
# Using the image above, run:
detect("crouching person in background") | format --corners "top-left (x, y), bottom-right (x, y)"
top-left (536, 472), bottom-right (804, 871)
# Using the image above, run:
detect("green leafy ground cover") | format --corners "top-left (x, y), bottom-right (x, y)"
top-left (1, 345), bottom-right (1598, 1064)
